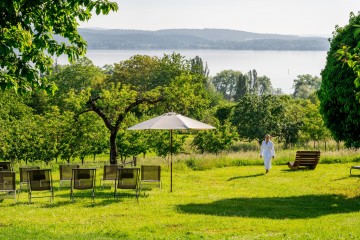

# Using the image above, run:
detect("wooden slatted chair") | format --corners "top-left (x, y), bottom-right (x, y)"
top-left (287, 151), bottom-right (320, 170)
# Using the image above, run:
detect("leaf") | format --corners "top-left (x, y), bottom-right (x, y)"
top-left (354, 28), bottom-right (360, 38)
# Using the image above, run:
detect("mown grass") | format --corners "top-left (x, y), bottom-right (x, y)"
top-left (1, 151), bottom-right (360, 239)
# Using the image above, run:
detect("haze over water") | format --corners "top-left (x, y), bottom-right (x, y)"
top-left (57, 49), bottom-right (327, 94)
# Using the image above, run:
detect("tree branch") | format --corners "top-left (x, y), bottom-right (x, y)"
top-left (115, 95), bottom-right (164, 128)
top-left (86, 95), bottom-right (115, 131)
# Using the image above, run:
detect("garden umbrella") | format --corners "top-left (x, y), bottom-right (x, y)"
top-left (128, 112), bottom-right (215, 192)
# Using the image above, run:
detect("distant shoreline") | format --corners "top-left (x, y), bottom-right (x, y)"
top-left (74, 28), bottom-right (330, 51)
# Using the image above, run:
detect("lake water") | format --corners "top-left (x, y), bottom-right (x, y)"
top-left (57, 49), bottom-right (327, 94)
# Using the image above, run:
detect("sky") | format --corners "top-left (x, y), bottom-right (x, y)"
top-left (79, 0), bottom-right (360, 36)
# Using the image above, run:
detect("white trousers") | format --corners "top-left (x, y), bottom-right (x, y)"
top-left (263, 155), bottom-right (272, 170)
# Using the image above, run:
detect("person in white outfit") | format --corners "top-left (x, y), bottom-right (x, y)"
top-left (260, 134), bottom-right (275, 174)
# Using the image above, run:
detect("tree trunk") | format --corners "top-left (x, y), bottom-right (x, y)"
top-left (109, 129), bottom-right (118, 164)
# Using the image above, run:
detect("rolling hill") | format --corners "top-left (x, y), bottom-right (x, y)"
top-left (72, 28), bottom-right (329, 51)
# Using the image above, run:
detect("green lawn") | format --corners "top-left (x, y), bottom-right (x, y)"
top-left (1, 162), bottom-right (360, 239)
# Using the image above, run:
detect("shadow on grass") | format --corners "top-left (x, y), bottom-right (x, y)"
top-left (47, 189), bottom-right (140, 207)
top-left (333, 175), bottom-right (360, 181)
top-left (227, 173), bottom-right (264, 181)
top-left (177, 194), bottom-right (360, 219)
top-left (280, 169), bottom-right (316, 172)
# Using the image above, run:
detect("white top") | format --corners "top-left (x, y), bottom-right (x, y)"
top-left (260, 140), bottom-right (275, 158)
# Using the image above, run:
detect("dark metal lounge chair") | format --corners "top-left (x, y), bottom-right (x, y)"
top-left (0, 171), bottom-right (17, 202)
top-left (27, 169), bottom-right (54, 203)
top-left (19, 166), bottom-right (40, 191)
top-left (140, 165), bottom-right (161, 190)
top-left (0, 162), bottom-right (12, 171)
top-left (70, 168), bottom-right (96, 201)
top-left (100, 164), bottom-right (123, 189)
top-left (114, 168), bottom-right (140, 199)
top-left (59, 164), bottom-right (80, 189)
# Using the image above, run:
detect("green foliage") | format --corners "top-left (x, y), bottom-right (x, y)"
top-left (149, 131), bottom-right (186, 158)
top-left (190, 56), bottom-right (210, 77)
top-left (0, 0), bottom-right (118, 93)
top-left (292, 74), bottom-right (321, 99)
top-left (211, 70), bottom-right (241, 100)
top-left (299, 99), bottom-right (331, 144)
top-left (212, 69), bottom-right (273, 101)
top-left (192, 122), bottom-right (238, 154)
top-left (111, 55), bottom-right (160, 92)
top-left (232, 95), bottom-right (285, 144)
top-left (319, 12), bottom-right (360, 147)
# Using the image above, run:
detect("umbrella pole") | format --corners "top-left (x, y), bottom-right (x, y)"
top-left (170, 129), bottom-right (173, 192)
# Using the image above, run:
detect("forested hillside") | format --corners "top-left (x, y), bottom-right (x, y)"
top-left (70, 28), bottom-right (329, 50)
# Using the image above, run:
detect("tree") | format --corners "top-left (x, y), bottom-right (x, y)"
top-left (277, 96), bottom-right (304, 149)
top-left (318, 12), bottom-right (360, 147)
top-left (257, 76), bottom-right (273, 95)
top-left (51, 57), bottom-right (106, 109)
top-left (292, 74), bottom-right (321, 99)
top-left (0, 0), bottom-right (118, 93)
top-left (190, 56), bottom-right (210, 78)
top-left (232, 95), bottom-right (286, 145)
top-left (0, 90), bottom-right (33, 161)
top-left (300, 99), bottom-right (331, 149)
top-left (149, 131), bottom-right (186, 159)
top-left (233, 70), bottom-right (273, 100)
top-left (110, 55), bottom-right (160, 92)
top-left (192, 122), bottom-right (237, 154)
top-left (248, 70), bottom-right (259, 95)
top-left (211, 70), bottom-right (241, 101)
top-left (234, 73), bottom-right (249, 100)
top-left (63, 53), bottom-right (212, 164)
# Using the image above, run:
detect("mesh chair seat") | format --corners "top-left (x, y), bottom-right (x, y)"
top-left (114, 168), bottom-right (140, 199)
top-left (19, 166), bottom-right (40, 191)
top-left (140, 165), bottom-right (161, 190)
top-left (70, 168), bottom-right (96, 201)
top-left (0, 162), bottom-right (12, 171)
top-left (27, 169), bottom-right (54, 203)
top-left (0, 171), bottom-right (16, 201)
top-left (59, 164), bottom-right (80, 189)
top-left (101, 164), bottom-right (123, 188)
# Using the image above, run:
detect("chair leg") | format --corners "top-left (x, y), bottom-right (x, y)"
top-left (58, 180), bottom-right (62, 191)
top-left (70, 186), bottom-right (74, 201)
top-left (51, 188), bottom-right (54, 203)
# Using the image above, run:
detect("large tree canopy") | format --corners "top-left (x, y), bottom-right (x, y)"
top-left (0, 0), bottom-right (118, 93)
top-left (318, 12), bottom-right (360, 147)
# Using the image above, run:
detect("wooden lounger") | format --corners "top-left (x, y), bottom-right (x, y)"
top-left (287, 151), bottom-right (320, 170)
